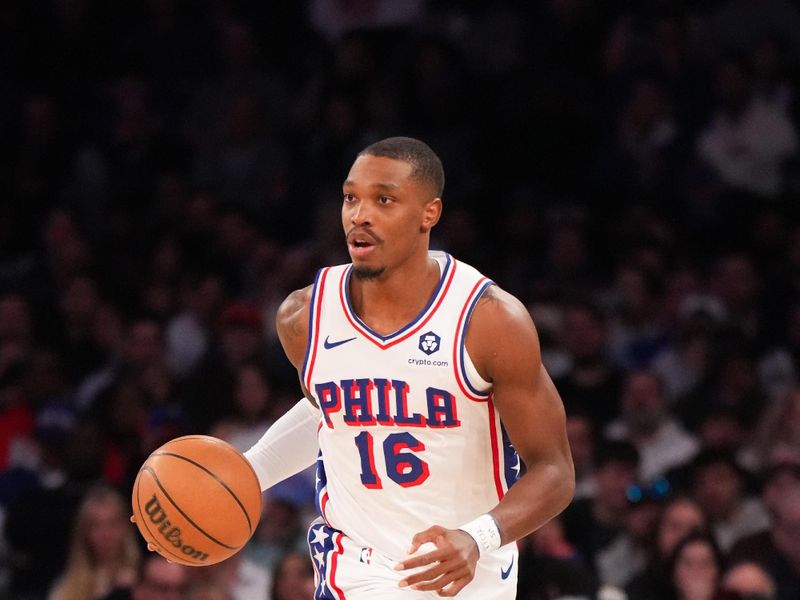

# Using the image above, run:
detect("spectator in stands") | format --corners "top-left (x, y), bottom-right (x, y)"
top-left (243, 492), bottom-right (310, 576)
top-left (677, 344), bottom-right (766, 435)
top-left (606, 370), bottom-right (699, 481)
top-left (729, 478), bottom-right (800, 600)
top-left (596, 478), bottom-right (670, 588)
top-left (104, 554), bottom-right (190, 600)
top-left (696, 54), bottom-right (797, 198)
top-left (517, 515), bottom-right (600, 599)
top-left (607, 265), bottom-right (670, 371)
top-left (555, 301), bottom-right (624, 427)
top-left (758, 304), bottom-right (800, 403)
top-left (691, 450), bottom-right (770, 553)
top-left (683, 409), bottom-right (755, 478)
top-left (720, 561), bottom-right (777, 600)
top-left (56, 274), bottom-right (103, 374)
top-left (185, 551), bottom-right (269, 600)
top-left (530, 219), bottom-right (598, 304)
top-left (666, 531), bottom-right (724, 600)
top-left (165, 271), bottom-right (227, 379)
top-left (759, 461), bottom-right (800, 517)
top-left (566, 412), bottom-right (598, 500)
top-left (48, 484), bottom-right (140, 600)
top-left (270, 551), bottom-right (315, 600)
top-left (0, 349), bottom-right (35, 473)
top-left (562, 439), bottom-right (640, 571)
top-left (75, 317), bottom-right (168, 414)
top-left (180, 302), bottom-right (268, 432)
top-left (597, 78), bottom-right (683, 207)
top-left (751, 387), bottom-right (800, 468)
top-left (626, 495), bottom-right (709, 600)
top-left (651, 313), bottom-right (714, 405)
top-left (210, 362), bottom-right (275, 453)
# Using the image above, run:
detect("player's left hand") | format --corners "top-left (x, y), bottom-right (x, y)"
top-left (394, 525), bottom-right (479, 596)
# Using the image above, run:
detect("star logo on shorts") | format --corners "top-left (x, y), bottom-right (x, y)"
top-left (310, 526), bottom-right (330, 547)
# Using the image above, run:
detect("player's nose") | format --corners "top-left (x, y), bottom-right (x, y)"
top-left (350, 201), bottom-right (372, 226)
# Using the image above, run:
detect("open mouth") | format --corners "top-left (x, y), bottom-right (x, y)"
top-left (348, 234), bottom-right (377, 259)
top-left (347, 230), bottom-right (379, 255)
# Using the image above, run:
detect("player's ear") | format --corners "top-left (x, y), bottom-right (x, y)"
top-left (420, 198), bottom-right (442, 233)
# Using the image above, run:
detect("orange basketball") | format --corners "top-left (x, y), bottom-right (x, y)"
top-left (131, 435), bottom-right (262, 566)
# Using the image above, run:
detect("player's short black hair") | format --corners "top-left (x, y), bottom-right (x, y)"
top-left (359, 136), bottom-right (445, 198)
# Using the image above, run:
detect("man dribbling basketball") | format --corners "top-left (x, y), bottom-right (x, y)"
top-left (245, 137), bottom-right (575, 598)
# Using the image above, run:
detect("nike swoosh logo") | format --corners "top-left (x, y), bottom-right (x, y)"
top-left (323, 335), bottom-right (357, 349)
top-left (500, 555), bottom-right (514, 580)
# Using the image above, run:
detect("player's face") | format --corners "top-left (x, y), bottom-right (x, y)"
top-left (342, 154), bottom-right (440, 279)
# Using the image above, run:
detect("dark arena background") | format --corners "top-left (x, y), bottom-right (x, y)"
top-left (1, 1), bottom-right (800, 599)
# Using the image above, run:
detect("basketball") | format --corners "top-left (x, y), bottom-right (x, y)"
top-left (131, 435), bottom-right (262, 566)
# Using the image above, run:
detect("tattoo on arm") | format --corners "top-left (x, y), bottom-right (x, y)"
top-left (477, 284), bottom-right (501, 307)
top-left (276, 287), bottom-right (312, 369)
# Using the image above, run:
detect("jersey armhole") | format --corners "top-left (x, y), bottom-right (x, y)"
top-left (453, 279), bottom-right (494, 401)
top-left (463, 347), bottom-right (492, 396)
top-left (301, 267), bottom-right (330, 394)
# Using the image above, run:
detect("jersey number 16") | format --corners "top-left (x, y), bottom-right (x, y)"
top-left (354, 431), bottom-right (430, 488)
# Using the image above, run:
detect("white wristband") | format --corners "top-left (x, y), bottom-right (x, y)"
top-left (458, 514), bottom-right (501, 556)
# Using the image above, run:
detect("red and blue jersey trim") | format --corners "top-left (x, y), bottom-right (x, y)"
top-left (487, 396), bottom-right (521, 501)
top-left (338, 253), bottom-right (456, 349)
top-left (487, 396), bottom-right (505, 500)
top-left (302, 267), bottom-right (332, 392)
top-left (452, 277), bottom-right (494, 401)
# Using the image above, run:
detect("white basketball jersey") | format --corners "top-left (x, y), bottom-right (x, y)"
top-left (302, 251), bottom-right (521, 561)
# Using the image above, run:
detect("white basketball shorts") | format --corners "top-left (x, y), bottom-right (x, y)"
top-left (306, 518), bottom-right (518, 599)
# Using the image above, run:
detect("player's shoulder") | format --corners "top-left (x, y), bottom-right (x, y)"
top-left (275, 284), bottom-right (315, 369)
top-left (472, 284), bottom-right (534, 329)
top-left (276, 284), bottom-right (314, 333)
top-left (466, 284), bottom-right (542, 381)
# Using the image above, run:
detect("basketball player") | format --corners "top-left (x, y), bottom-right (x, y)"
top-left (244, 137), bottom-right (574, 598)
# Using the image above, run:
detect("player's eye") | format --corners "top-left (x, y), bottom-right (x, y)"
top-left (378, 196), bottom-right (393, 205)
top-left (343, 193), bottom-right (355, 203)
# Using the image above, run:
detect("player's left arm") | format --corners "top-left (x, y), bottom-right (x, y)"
top-left (469, 285), bottom-right (575, 540)
top-left (396, 285), bottom-right (574, 595)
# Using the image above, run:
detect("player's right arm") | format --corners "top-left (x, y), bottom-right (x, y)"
top-left (244, 284), bottom-right (321, 491)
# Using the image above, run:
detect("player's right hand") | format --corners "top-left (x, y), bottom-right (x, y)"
top-left (394, 525), bottom-right (480, 596)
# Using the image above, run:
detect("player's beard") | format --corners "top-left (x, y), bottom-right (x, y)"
top-left (352, 266), bottom-right (385, 280)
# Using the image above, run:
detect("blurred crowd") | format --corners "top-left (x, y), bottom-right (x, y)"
top-left (1, 1), bottom-right (800, 599)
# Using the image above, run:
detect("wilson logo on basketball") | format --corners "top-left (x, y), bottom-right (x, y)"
top-left (144, 494), bottom-right (210, 561)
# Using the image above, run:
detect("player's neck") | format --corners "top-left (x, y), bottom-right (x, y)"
top-left (349, 253), bottom-right (440, 336)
